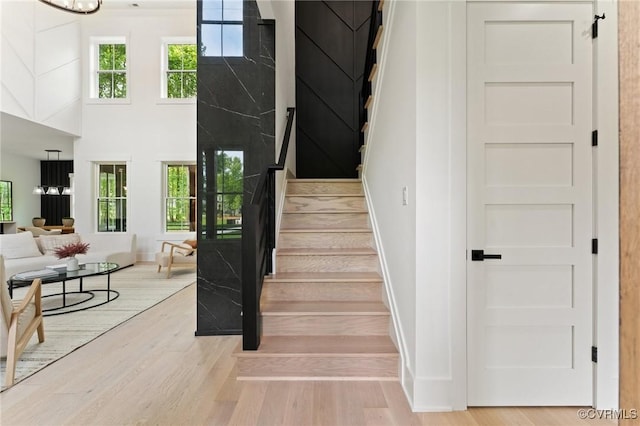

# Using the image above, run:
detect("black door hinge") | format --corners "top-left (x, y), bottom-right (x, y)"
top-left (592, 130), bottom-right (598, 147)
top-left (592, 238), bottom-right (598, 255)
top-left (592, 346), bottom-right (598, 363)
top-left (592, 13), bottom-right (605, 39)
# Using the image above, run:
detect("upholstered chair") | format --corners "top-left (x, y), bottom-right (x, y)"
top-left (155, 242), bottom-right (197, 278)
top-left (0, 255), bottom-right (45, 387)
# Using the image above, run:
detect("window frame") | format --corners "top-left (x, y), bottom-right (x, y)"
top-left (214, 149), bottom-right (243, 240)
top-left (89, 36), bottom-right (130, 103)
top-left (164, 163), bottom-right (197, 233)
top-left (95, 163), bottom-right (128, 233)
top-left (160, 37), bottom-right (197, 102)
top-left (198, 0), bottom-right (244, 60)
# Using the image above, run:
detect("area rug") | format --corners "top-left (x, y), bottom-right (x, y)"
top-left (1, 263), bottom-right (195, 390)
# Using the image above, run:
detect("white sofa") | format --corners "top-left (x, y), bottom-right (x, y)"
top-left (0, 231), bottom-right (137, 279)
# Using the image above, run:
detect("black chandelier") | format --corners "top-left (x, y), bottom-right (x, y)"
top-left (38, 0), bottom-right (102, 15)
top-left (32, 150), bottom-right (72, 196)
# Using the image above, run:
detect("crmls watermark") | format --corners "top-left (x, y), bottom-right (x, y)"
top-left (577, 408), bottom-right (638, 420)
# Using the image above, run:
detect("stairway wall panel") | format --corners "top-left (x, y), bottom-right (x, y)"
top-left (295, 0), bottom-right (373, 178)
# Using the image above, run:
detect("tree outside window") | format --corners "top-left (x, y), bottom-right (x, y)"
top-left (166, 44), bottom-right (197, 98)
top-left (0, 181), bottom-right (12, 221)
top-left (215, 150), bottom-right (243, 239)
top-left (97, 43), bottom-right (127, 99)
top-left (166, 164), bottom-right (196, 232)
top-left (97, 164), bottom-right (127, 232)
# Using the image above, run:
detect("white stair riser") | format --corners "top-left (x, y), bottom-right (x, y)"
top-left (237, 355), bottom-right (398, 379)
top-left (287, 181), bottom-right (363, 195)
top-left (276, 255), bottom-right (380, 273)
top-left (281, 213), bottom-right (370, 229)
top-left (278, 232), bottom-right (373, 249)
top-left (263, 314), bottom-right (389, 336)
top-left (261, 281), bottom-right (382, 302)
top-left (284, 196), bottom-right (366, 212)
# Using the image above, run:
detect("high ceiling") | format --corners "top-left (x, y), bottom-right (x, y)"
top-left (1, 0), bottom-right (196, 162)
top-left (1, 113), bottom-right (76, 161)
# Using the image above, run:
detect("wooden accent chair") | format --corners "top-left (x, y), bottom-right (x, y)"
top-left (155, 242), bottom-right (197, 278)
top-left (0, 255), bottom-right (45, 387)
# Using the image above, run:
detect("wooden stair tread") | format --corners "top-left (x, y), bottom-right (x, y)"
top-left (286, 194), bottom-right (365, 198)
top-left (373, 25), bottom-right (383, 50)
top-left (261, 301), bottom-right (389, 315)
top-left (282, 210), bottom-right (368, 214)
top-left (265, 271), bottom-right (382, 282)
top-left (288, 179), bottom-right (361, 183)
top-left (277, 248), bottom-right (376, 256)
top-left (245, 176), bottom-right (398, 382)
top-left (236, 336), bottom-right (397, 356)
top-left (279, 228), bottom-right (371, 233)
top-left (368, 63), bottom-right (378, 81)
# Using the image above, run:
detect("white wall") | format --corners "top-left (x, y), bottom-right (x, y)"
top-left (0, 0), bottom-right (81, 227)
top-left (364, 0), bottom-right (466, 411)
top-left (362, 0), bottom-right (418, 404)
top-left (73, 8), bottom-right (196, 261)
top-left (0, 0), bottom-right (82, 136)
top-left (258, 0), bottom-right (296, 239)
top-left (0, 151), bottom-right (41, 226)
top-left (413, 1), bottom-right (466, 410)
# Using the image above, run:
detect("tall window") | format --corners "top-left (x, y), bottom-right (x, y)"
top-left (91, 37), bottom-right (128, 99)
top-left (200, 0), bottom-right (243, 57)
top-left (97, 164), bottom-right (127, 232)
top-left (166, 164), bottom-right (197, 232)
top-left (0, 180), bottom-right (12, 221)
top-left (163, 41), bottom-right (197, 99)
top-left (215, 150), bottom-right (243, 239)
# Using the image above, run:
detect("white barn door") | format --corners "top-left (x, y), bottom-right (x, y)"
top-left (467, 2), bottom-right (594, 406)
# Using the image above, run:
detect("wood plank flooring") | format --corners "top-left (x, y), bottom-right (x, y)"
top-left (0, 284), bottom-right (616, 426)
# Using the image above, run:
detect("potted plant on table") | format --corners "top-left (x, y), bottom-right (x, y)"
top-left (54, 242), bottom-right (90, 271)
top-left (32, 217), bottom-right (46, 227)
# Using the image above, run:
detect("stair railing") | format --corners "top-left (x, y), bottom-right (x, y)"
top-left (359, 0), bottom-right (383, 147)
top-left (241, 107), bottom-right (296, 350)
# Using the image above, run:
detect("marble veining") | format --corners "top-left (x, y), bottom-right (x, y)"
top-left (196, 2), bottom-right (275, 335)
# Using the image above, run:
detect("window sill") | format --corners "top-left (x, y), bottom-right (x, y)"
top-left (86, 98), bottom-right (131, 105)
top-left (156, 98), bottom-right (197, 105)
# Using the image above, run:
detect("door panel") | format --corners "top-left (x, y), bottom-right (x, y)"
top-left (467, 2), bottom-right (593, 406)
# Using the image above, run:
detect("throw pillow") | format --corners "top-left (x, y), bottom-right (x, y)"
top-left (36, 234), bottom-right (82, 255)
top-left (183, 239), bottom-right (197, 249)
top-left (0, 231), bottom-right (42, 259)
top-left (174, 243), bottom-right (194, 256)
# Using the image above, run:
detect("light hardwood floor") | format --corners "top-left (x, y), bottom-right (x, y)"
top-left (0, 285), bottom-right (615, 426)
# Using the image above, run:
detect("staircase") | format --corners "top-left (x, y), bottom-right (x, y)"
top-left (236, 179), bottom-right (398, 380)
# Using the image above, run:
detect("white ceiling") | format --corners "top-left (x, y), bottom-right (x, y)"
top-left (1, 113), bottom-right (76, 161)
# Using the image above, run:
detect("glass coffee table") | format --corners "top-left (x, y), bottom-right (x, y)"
top-left (9, 262), bottom-right (120, 316)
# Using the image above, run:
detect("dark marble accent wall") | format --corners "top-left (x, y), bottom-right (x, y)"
top-left (196, 1), bottom-right (275, 335)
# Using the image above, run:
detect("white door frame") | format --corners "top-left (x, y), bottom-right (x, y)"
top-left (451, 0), bottom-right (619, 410)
